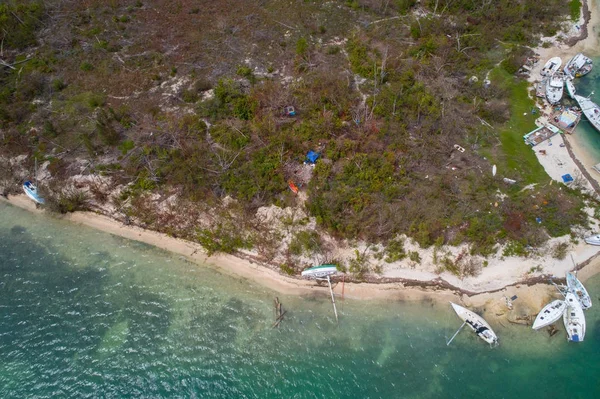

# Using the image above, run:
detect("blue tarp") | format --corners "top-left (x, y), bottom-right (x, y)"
top-left (562, 174), bottom-right (574, 183)
top-left (306, 150), bottom-right (320, 164)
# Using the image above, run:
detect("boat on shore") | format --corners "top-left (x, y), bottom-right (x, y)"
top-left (566, 272), bottom-right (592, 309)
top-left (563, 292), bottom-right (586, 342)
top-left (564, 53), bottom-right (593, 78)
top-left (545, 73), bottom-right (564, 104)
top-left (584, 234), bottom-right (600, 245)
top-left (532, 300), bottom-right (566, 330)
top-left (449, 303), bottom-right (498, 345)
top-left (541, 56), bottom-right (562, 77)
top-left (22, 181), bottom-right (45, 205)
top-left (301, 264), bottom-right (338, 279)
top-left (573, 94), bottom-right (600, 132)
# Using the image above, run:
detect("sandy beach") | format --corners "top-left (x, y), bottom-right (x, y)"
top-left (3, 193), bottom-right (600, 324)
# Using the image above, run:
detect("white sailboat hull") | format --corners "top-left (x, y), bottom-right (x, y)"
top-left (563, 292), bottom-right (586, 342)
top-left (532, 300), bottom-right (566, 330)
top-left (566, 272), bottom-right (592, 309)
top-left (541, 57), bottom-right (562, 77)
top-left (450, 302), bottom-right (498, 345)
top-left (301, 265), bottom-right (338, 279)
top-left (545, 74), bottom-right (564, 105)
top-left (584, 234), bottom-right (600, 246)
top-left (574, 94), bottom-right (600, 132)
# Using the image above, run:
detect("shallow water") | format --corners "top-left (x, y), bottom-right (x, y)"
top-left (0, 202), bottom-right (599, 398)
top-left (572, 55), bottom-right (600, 162)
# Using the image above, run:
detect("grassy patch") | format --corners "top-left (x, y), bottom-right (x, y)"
top-left (490, 67), bottom-right (549, 184)
top-left (569, 0), bottom-right (582, 21)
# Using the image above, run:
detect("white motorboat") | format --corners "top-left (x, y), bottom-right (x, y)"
top-left (532, 300), bottom-right (566, 330)
top-left (563, 292), bottom-right (586, 342)
top-left (565, 79), bottom-right (576, 99)
top-left (449, 303), bottom-right (498, 345)
top-left (545, 73), bottom-right (564, 104)
top-left (584, 234), bottom-right (600, 245)
top-left (566, 272), bottom-right (592, 309)
top-left (574, 94), bottom-right (600, 132)
top-left (301, 264), bottom-right (338, 279)
top-left (541, 57), bottom-right (562, 77)
top-left (564, 53), bottom-right (593, 78)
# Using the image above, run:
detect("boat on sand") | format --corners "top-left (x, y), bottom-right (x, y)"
top-left (566, 272), bottom-right (592, 309)
top-left (301, 264), bottom-right (338, 279)
top-left (584, 234), bottom-right (600, 245)
top-left (563, 292), bottom-right (586, 342)
top-left (541, 56), bottom-right (562, 77)
top-left (545, 73), bottom-right (564, 104)
top-left (532, 300), bottom-right (566, 330)
top-left (449, 303), bottom-right (498, 345)
top-left (22, 181), bottom-right (45, 205)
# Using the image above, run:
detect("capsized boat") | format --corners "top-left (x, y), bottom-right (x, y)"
top-left (563, 292), bottom-right (586, 342)
top-left (22, 181), bottom-right (45, 204)
top-left (532, 300), bottom-right (566, 330)
top-left (545, 73), bottom-right (564, 104)
top-left (301, 264), bottom-right (338, 279)
top-left (564, 53), bottom-right (593, 78)
top-left (574, 94), bottom-right (600, 132)
top-left (566, 272), bottom-right (592, 309)
top-left (584, 234), bottom-right (600, 245)
top-left (450, 303), bottom-right (498, 345)
top-left (541, 56), bottom-right (562, 77)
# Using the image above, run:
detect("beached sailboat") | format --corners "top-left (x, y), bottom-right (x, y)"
top-left (564, 53), bottom-right (593, 78)
top-left (566, 272), bottom-right (592, 309)
top-left (545, 73), bottom-right (564, 104)
top-left (563, 292), bottom-right (586, 342)
top-left (22, 181), bottom-right (45, 204)
top-left (574, 94), bottom-right (600, 132)
top-left (301, 264), bottom-right (338, 278)
top-left (541, 57), bottom-right (562, 77)
top-left (532, 300), bottom-right (566, 330)
top-left (584, 234), bottom-right (600, 245)
top-left (448, 303), bottom-right (498, 346)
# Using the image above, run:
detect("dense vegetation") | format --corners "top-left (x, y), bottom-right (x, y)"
top-left (0, 0), bottom-right (592, 264)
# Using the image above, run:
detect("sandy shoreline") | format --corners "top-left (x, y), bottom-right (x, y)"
top-left (2, 194), bottom-right (599, 319)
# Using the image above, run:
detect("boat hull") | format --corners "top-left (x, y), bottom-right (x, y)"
top-left (450, 302), bottom-right (498, 345)
top-left (566, 272), bottom-right (592, 309)
top-left (563, 292), bottom-right (586, 342)
top-left (532, 300), bottom-right (566, 330)
top-left (22, 181), bottom-right (45, 204)
top-left (301, 265), bottom-right (338, 278)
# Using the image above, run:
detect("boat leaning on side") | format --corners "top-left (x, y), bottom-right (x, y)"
top-left (532, 300), bottom-right (566, 330)
top-left (22, 181), bottom-right (45, 205)
top-left (584, 234), bottom-right (600, 245)
top-left (573, 94), bottom-right (600, 132)
top-left (450, 303), bottom-right (498, 345)
top-left (563, 292), bottom-right (586, 342)
top-left (301, 264), bottom-right (338, 279)
top-left (564, 53), bottom-right (593, 78)
top-left (566, 272), bottom-right (592, 309)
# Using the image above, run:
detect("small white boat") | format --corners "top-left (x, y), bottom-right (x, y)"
top-left (584, 234), bottom-right (600, 245)
top-left (564, 53), bottom-right (593, 78)
top-left (23, 181), bottom-right (45, 204)
top-left (566, 272), bottom-right (592, 309)
top-left (301, 264), bottom-right (338, 279)
top-left (565, 79), bottom-right (576, 99)
top-left (574, 94), bottom-right (600, 132)
top-left (532, 300), bottom-right (566, 330)
top-left (563, 292), bottom-right (586, 342)
top-left (541, 57), bottom-right (562, 77)
top-left (545, 73), bottom-right (564, 104)
top-left (450, 303), bottom-right (498, 345)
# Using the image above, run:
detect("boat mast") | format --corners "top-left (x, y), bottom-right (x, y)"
top-left (326, 275), bottom-right (339, 324)
top-left (446, 321), bottom-right (466, 346)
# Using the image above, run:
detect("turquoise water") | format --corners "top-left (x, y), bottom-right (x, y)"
top-left (1, 202), bottom-right (599, 398)
top-left (572, 55), bottom-right (600, 161)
